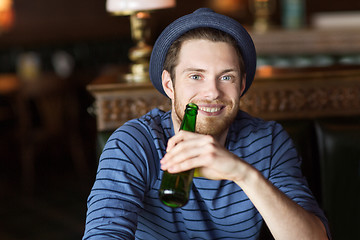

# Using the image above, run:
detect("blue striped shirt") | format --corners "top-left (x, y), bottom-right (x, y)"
top-left (83, 109), bottom-right (329, 239)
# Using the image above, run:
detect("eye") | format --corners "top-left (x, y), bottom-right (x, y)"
top-left (190, 74), bottom-right (202, 80)
top-left (221, 75), bottom-right (232, 81)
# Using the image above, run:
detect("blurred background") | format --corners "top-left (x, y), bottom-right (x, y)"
top-left (0, 0), bottom-right (359, 239)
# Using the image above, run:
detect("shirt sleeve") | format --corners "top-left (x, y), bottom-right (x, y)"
top-left (83, 121), bottom-right (158, 240)
top-left (268, 122), bottom-right (331, 239)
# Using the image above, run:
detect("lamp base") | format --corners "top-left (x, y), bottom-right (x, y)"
top-left (122, 72), bottom-right (150, 83)
top-left (121, 12), bottom-right (152, 83)
top-left (121, 61), bottom-right (150, 83)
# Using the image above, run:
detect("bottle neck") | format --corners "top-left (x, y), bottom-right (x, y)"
top-left (179, 104), bottom-right (198, 132)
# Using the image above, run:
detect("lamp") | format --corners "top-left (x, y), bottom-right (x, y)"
top-left (106, 0), bottom-right (176, 83)
top-left (0, 0), bottom-right (14, 33)
top-left (210, 0), bottom-right (247, 18)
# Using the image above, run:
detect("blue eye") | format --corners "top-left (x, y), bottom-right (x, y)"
top-left (221, 75), bottom-right (232, 81)
top-left (190, 75), bottom-right (201, 80)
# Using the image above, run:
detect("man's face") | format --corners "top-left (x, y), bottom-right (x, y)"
top-left (167, 39), bottom-right (245, 138)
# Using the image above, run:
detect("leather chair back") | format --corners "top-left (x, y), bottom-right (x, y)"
top-left (315, 118), bottom-right (360, 239)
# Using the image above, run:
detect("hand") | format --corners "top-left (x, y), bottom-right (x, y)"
top-left (161, 132), bottom-right (329, 239)
top-left (160, 130), bottom-right (250, 182)
top-left (161, 132), bottom-right (329, 240)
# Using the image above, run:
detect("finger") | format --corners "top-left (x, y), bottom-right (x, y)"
top-left (166, 130), bottom-right (201, 152)
top-left (164, 141), bottom-right (219, 173)
top-left (167, 132), bottom-right (214, 155)
top-left (161, 143), bottom-right (201, 171)
top-left (162, 134), bottom-right (212, 167)
top-left (167, 155), bottom-right (198, 173)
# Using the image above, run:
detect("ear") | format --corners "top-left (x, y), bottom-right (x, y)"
top-left (162, 70), bottom-right (174, 100)
top-left (240, 74), bottom-right (246, 96)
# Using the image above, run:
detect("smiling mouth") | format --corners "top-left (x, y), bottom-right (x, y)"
top-left (199, 106), bottom-right (222, 113)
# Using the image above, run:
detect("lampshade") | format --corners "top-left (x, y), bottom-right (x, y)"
top-left (106, 0), bottom-right (176, 15)
top-left (0, 0), bottom-right (14, 32)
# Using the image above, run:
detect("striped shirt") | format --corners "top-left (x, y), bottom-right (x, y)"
top-left (83, 109), bottom-right (329, 239)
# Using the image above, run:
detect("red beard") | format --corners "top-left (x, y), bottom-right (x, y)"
top-left (174, 97), bottom-right (239, 137)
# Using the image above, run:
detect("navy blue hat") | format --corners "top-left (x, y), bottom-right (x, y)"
top-left (149, 8), bottom-right (257, 97)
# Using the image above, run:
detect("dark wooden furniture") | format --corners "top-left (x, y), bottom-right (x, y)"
top-left (87, 66), bottom-right (360, 132)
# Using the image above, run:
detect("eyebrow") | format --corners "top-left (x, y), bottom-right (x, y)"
top-left (182, 68), bottom-right (239, 75)
top-left (182, 68), bottom-right (206, 74)
top-left (221, 69), bottom-right (240, 75)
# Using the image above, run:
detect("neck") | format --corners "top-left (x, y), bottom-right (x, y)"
top-left (216, 129), bottom-right (229, 146)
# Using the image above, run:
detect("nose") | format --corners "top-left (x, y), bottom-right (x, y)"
top-left (202, 78), bottom-right (221, 100)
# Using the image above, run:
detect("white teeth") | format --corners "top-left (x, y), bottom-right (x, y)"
top-left (199, 107), bottom-right (221, 113)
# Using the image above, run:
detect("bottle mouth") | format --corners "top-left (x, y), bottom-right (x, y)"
top-left (186, 103), bottom-right (198, 114)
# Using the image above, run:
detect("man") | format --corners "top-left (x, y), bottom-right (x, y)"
top-left (83, 8), bottom-right (330, 239)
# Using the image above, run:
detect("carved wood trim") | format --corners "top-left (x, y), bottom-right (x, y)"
top-left (94, 88), bottom-right (170, 131)
top-left (88, 68), bottom-right (360, 131)
top-left (241, 81), bottom-right (360, 120)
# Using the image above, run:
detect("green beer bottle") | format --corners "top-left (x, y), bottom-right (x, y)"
top-left (159, 103), bottom-right (198, 208)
